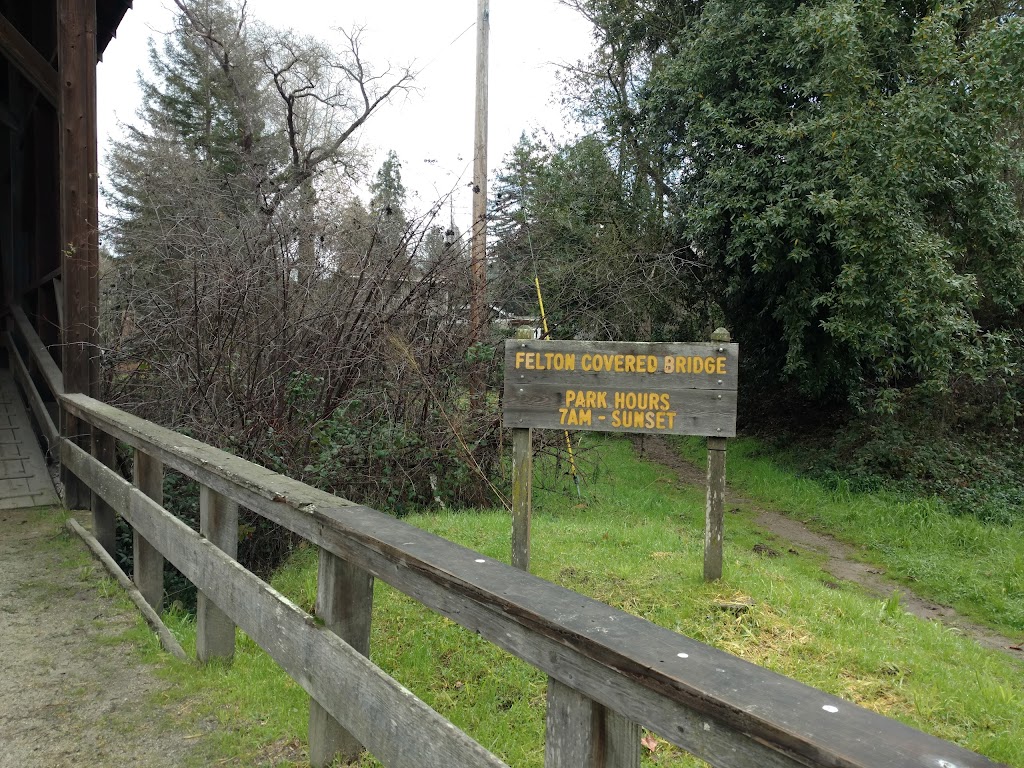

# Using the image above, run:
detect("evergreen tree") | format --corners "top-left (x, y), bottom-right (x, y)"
top-left (140, 0), bottom-right (272, 171)
top-left (491, 133), bottom-right (693, 340)
top-left (369, 150), bottom-right (407, 217)
top-left (366, 150), bottom-right (410, 260)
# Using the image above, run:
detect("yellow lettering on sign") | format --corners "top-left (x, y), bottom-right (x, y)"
top-left (662, 355), bottom-right (728, 376)
top-left (565, 391), bottom-right (609, 409)
top-left (612, 392), bottom-right (672, 411)
top-left (516, 352), bottom-right (577, 371)
top-left (580, 353), bottom-right (659, 373)
top-left (610, 410), bottom-right (678, 430)
top-left (559, 408), bottom-right (593, 426)
top-left (635, 355), bottom-right (658, 373)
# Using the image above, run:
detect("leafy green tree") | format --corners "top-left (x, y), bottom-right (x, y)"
top-left (141, 0), bottom-right (272, 171)
top-left (490, 133), bottom-right (552, 316)
top-left (369, 150), bottom-right (407, 216)
top-left (567, 0), bottom-right (1024, 407)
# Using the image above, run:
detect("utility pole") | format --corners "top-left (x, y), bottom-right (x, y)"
top-left (469, 0), bottom-right (490, 404)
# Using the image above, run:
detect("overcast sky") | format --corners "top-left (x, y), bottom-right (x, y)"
top-left (97, 0), bottom-right (595, 225)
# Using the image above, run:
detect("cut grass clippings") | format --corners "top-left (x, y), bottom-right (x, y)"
top-left (119, 436), bottom-right (1022, 767)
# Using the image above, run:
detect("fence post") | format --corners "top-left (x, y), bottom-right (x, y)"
top-left (544, 677), bottom-right (640, 768)
top-left (604, 708), bottom-right (641, 768)
top-left (308, 548), bottom-right (374, 767)
top-left (91, 428), bottom-right (117, 556)
top-left (132, 449), bottom-right (164, 612)
top-left (197, 485), bottom-right (238, 662)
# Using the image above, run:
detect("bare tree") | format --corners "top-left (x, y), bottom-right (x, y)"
top-left (104, 0), bottom-right (501, 540)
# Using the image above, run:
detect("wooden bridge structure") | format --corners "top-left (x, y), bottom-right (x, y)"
top-left (0, 3), bottom-right (1011, 767)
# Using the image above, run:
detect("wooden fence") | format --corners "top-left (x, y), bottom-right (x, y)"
top-left (5, 310), bottom-right (1007, 768)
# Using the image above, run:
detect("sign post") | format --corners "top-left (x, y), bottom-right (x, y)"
top-left (704, 327), bottom-right (731, 581)
top-left (502, 331), bottom-right (738, 578)
top-left (511, 426), bottom-right (532, 570)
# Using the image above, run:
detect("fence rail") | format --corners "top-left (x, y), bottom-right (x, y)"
top-left (5, 312), bottom-right (1007, 768)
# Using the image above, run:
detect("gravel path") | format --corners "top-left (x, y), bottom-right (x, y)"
top-left (0, 507), bottom-right (201, 768)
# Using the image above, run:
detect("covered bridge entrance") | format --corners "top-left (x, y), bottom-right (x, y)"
top-left (0, 0), bottom-right (131, 508)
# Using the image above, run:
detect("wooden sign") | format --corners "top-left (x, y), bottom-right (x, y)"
top-left (503, 340), bottom-right (739, 438)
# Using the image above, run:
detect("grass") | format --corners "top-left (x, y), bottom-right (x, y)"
top-left (111, 435), bottom-right (1024, 767)
top-left (673, 435), bottom-right (1024, 637)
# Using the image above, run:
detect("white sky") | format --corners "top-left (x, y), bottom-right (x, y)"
top-left (97, 0), bottom-right (596, 226)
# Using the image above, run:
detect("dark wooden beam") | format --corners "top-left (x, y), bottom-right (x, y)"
top-left (59, 0), bottom-right (99, 509)
top-left (0, 100), bottom-right (19, 130)
top-left (58, 0), bottom-right (99, 398)
top-left (0, 11), bottom-right (59, 107)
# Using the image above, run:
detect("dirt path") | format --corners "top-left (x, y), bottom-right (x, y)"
top-left (635, 437), bottom-right (1024, 659)
top-left (0, 507), bottom-right (201, 768)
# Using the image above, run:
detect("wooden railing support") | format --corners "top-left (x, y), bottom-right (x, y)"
top-left (132, 449), bottom-right (164, 612)
top-left (197, 485), bottom-right (238, 662)
top-left (55, 391), bottom-right (1005, 768)
top-left (604, 709), bottom-right (641, 768)
top-left (544, 677), bottom-right (640, 768)
top-left (90, 428), bottom-right (116, 556)
top-left (309, 549), bottom-right (374, 767)
top-left (61, 410), bottom-right (89, 508)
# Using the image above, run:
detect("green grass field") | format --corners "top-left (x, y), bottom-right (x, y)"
top-left (120, 435), bottom-right (1022, 767)
top-left (674, 436), bottom-right (1024, 636)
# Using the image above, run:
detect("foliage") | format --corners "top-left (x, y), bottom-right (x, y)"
top-left (490, 132), bottom-right (708, 342)
top-left (102, 0), bottom-right (502, 545)
top-left (784, 406), bottom-right (1024, 526)
top-left (560, 0), bottom-right (1024, 414)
